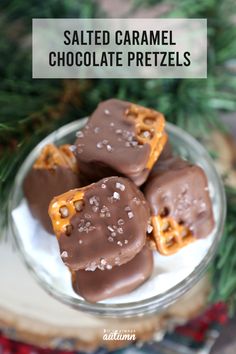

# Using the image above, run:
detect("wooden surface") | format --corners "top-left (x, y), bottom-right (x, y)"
top-left (0, 240), bottom-right (210, 351)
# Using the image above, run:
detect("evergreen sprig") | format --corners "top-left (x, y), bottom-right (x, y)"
top-left (210, 187), bottom-right (236, 315)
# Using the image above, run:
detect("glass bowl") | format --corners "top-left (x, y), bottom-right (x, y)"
top-left (9, 119), bottom-right (226, 318)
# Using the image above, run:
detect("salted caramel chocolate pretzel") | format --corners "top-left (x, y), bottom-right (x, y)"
top-left (23, 144), bottom-right (79, 233)
top-left (48, 176), bottom-right (149, 271)
top-left (75, 99), bottom-right (167, 186)
top-left (144, 157), bottom-right (215, 255)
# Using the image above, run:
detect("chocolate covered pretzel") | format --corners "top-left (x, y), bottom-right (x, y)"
top-left (72, 246), bottom-right (153, 303)
top-left (48, 176), bottom-right (149, 271)
top-left (24, 144), bottom-right (79, 233)
top-left (144, 157), bottom-right (215, 255)
top-left (75, 99), bottom-right (167, 186)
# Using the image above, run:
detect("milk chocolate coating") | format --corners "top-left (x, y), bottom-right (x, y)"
top-left (59, 177), bottom-right (149, 271)
top-left (75, 99), bottom-right (151, 186)
top-left (147, 139), bottom-right (173, 180)
top-left (158, 138), bottom-right (173, 161)
top-left (144, 157), bottom-right (215, 238)
top-left (72, 246), bottom-right (153, 302)
top-left (24, 167), bottom-right (79, 234)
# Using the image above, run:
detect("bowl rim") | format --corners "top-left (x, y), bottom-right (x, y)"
top-left (9, 119), bottom-right (226, 318)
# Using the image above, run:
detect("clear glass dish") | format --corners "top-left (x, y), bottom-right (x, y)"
top-left (9, 119), bottom-right (226, 318)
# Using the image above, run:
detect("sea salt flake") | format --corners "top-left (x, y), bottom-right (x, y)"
top-left (76, 131), bottom-right (84, 138)
top-left (104, 109), bottom-right (110, 115)
top-left (61, 251), bottom-right (68, 258)
top-left (106, 264), bottom-right (112, 270)
top-left (117, 241), bottom-right (123, 247)
top-left (128, 211), bottom-right (134, 219)
top-left (147, 224), bottom-right (153, 234)
top-left (94, 127), bottom-right (100, 134)
top-left (101, 205), bottom-right (109, 213)
top-left (85, 262), bottom-right (97, 271)
top-left (100, 258), bottom-right (106, 266)
top-left (107, 226), bottom-right (114, 232)
top-left (106, 144), bottom-right (113, 152)
top-left (79, 240), bottom-right (83, 244)
top-left (78, 219), bottom-right (96, 233)
top-left (89, 196), bottom-right (99, 206)
top-left (118, 219), bottom-right (124, 225)
top-left (116, 182), bottom-right (125, 191)
top-left (108, 236), bottom-right (114, 242)
top-left (142, 131), bottom-right (151, 138)
top-left (101, 183), bottom-right (106, 189)
top-left (131, 141), bottom-right (138, 147)
top-left (124, 240), bottom-right (128, 244)
top-left (133, 197), bottom-right (141, 205)
top-left (113, 192), bottom-right (120, 200)
top-left (97, 142), bottom-right (103, 149)
top-left (199, 202), bottom-right (206, 211)
top-left (103, 139), bottom-right (108, 145)
top-left (69, 145), bottom-right (76, 152)
top-left (87, 225), bottom-right (96, 233)
top-left (125, 206), bottom-right (131, 212)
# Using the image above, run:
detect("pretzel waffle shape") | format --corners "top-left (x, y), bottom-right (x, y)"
top-left (34, 144), bottom-right (77, 172)
top-left (125, 104), bottom-right (167, 170)
top-left (58, 144), bottom-right (78, 173)
top-left (150, 215), bottom-right (195, 255)
top-left (49, 188), bottom-right (87, 238)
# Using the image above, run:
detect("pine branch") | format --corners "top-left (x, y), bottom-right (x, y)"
top-left (209, 187), bottom-right (236, 315)
top-left (130, 0), bottom-right (236, 126)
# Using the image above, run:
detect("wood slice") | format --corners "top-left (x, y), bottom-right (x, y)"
top-left (0, 240), bottom-right (210, 351)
